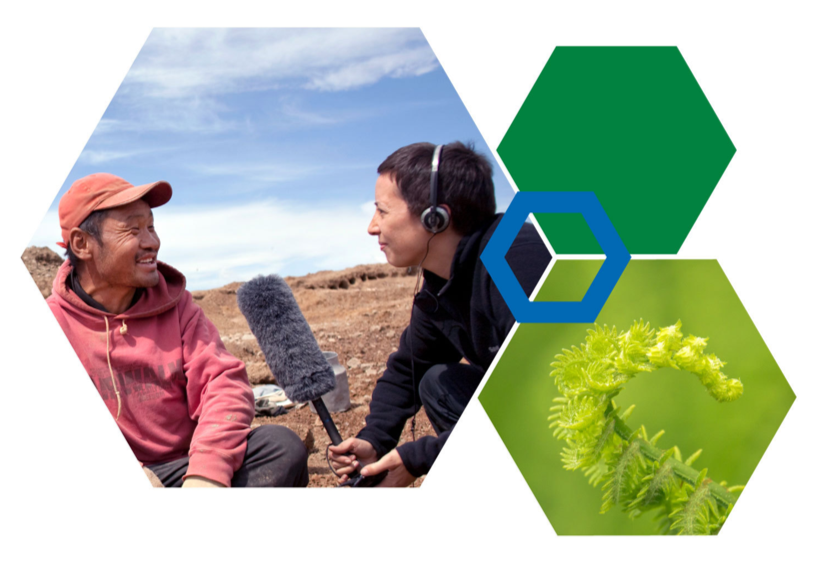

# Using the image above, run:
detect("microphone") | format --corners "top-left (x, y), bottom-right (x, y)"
top-left (236, 274), bottom-right (386, 487)
top-left (236, 274), bottom-right (341, 445)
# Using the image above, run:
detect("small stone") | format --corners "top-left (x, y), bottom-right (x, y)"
top-left (385, 330), bottom-right (396, 338)
top-left (241, 333), bottom-right (256, 342)
top-left (370, 325), bottom-right (382, 333)
top-left (298, 427), bottom-right (315, 452)
top-left (347, 357), bottom-right (361, 369)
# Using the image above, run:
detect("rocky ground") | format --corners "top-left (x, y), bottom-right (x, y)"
top-left (24, 247), bottom-right (431, 487)
top-left (22, 246), bottom-right (65, 298)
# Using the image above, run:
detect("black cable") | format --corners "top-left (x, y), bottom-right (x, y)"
top-left (326, 443), bottom-right (341, 478)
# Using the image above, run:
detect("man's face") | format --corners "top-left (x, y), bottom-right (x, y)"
top-left (368, 174), bottom-right (430, 268)
top-left (88, 199), bottom-right (161, 289)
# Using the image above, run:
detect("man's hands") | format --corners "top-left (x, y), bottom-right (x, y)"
top-left (181, 475), bottom-right (225, 488)
top-left (328, 438), bottom-right (417, 488)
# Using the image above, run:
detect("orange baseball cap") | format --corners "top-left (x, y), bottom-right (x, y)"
top-left (57, 173), bottom-right (172, 248)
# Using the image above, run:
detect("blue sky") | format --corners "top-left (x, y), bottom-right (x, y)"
top-left (29, 28), bottom-right (514, 290)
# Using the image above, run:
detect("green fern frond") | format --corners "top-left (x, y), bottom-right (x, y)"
top-left (583, 457), bottom-right (610, 488)
top-left (630, 450), bottom-right (677, 512)
top-left (648, 429), bottom-right (665, 445)
top-left (673, 334), bottom-right (709, 371)
top-left (548, 320), bottom-right (744, 535)
top-left (669, 470), bottom-right (715, 535)
top-left (684, 449), bottom-right (703, 467)
top-left (557, 395), bottom-right (608, 431)
top-left (588, 415), bottom-right (617, 465)
top-left (581, 361), bottom-right (623, 392)
top-left (584, 324), bottom-right (619, 358)
top-left (601, 441), bottom-right (644, 513)
top-left (616, 319), bottom-right (656, 375)
top-left (561, 443), bottom-right (588, 470)
top-left (646, 320), bottom-right (684, 368)
top-left (550, 345), bottom-right (591, 396)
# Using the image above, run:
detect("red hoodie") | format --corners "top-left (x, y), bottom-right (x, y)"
top-left (47, 260), bottom-right (255, 486)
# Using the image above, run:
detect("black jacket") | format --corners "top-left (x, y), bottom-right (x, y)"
top-left (356, 214), bottom-right (551, 477)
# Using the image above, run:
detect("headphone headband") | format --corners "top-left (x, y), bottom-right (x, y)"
top-left (421, 144), bottom-right (450, 234)
top-left (430, 144), bottom-right (443, 209)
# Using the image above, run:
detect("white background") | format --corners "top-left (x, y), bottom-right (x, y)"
top-left (2, 1), bottom-right (816, 573)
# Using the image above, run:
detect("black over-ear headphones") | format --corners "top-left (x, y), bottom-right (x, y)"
top-left (420, 144), bottom-right (451, 234)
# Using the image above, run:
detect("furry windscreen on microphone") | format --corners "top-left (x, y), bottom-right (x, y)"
top-left (236, 275), bottom-right (335, 404)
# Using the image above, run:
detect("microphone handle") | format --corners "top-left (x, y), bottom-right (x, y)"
top-left (312, 396), bottom-right (387, 488)
top-left (311, 397), bottom-right (343, 446)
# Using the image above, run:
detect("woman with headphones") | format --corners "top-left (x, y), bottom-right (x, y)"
top-left (329, 141), bottom-right (551, 487)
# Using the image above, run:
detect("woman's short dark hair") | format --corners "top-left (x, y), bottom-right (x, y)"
top-left (64, 209), bottom-right (109, 267)
top-left (377, 141), bottom-right (496, 236)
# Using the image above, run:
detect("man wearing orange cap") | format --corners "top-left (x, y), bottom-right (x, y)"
top-left (47, 173), bottom-right (309, 488)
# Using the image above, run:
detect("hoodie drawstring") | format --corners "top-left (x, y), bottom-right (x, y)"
top-left (104, 316), bottom-right (122, 421)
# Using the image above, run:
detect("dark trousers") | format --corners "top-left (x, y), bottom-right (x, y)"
top-left (418, 363), bottom-right (485, 435)
top-left (146, 424), bottom-right (309, 487)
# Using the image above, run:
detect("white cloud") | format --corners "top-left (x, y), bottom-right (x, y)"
top-left (93, 29), bottom-right (440, 135)
top-left (79, 149), bottom-right (141, 165)
top-left (78, 147), bottom-right (172, 165)
top-left (187, 158), bottom-right (374, 187)
top-left (94, 96), bottom-right (238, 134)
top-left (305, 46), bottom-right (439, 91)
top-left (161, 199), bottom-right (388, 288)
top-left (92, 119), bottom-right (127, 136)
top-left (28, 199), bottom-right (388, 290)
top-left (191, 162), bottom-right (320, 184)
top-left (124, 28), bottom-right (438, 99)
top-left (278, 99), bottom-right (341, 126)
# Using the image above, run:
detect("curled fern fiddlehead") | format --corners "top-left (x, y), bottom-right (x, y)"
top-left (549, 320), bottom-right (744, 535)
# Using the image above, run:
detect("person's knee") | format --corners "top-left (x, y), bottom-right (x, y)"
top-left (419, 364), bottom-right (448, 406)
top-left (268, 425), bottom-right (308, 468)
top-left (281, 427), bottom-right (308, 471)
top-left (251, 425), bottom-right (308, 486)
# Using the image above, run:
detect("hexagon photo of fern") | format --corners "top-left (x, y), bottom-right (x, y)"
top-left (479, 260), bottom-right (795, 535)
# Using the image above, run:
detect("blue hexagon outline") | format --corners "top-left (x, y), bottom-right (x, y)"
top-left (481, 192), bottom-right (631, 323)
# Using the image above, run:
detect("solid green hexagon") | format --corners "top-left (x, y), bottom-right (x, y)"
top-left (479, 260), bottom-right (794, 535)
top-left (499, 47), bottom-right (735, 255)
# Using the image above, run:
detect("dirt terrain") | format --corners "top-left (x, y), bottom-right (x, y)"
top-left (22, 246), bottom-right (65, 298)
top-left (24, 247), bottom-right (432, 487)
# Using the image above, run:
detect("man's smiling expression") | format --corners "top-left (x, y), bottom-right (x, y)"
top-left (89, 199), bottom-right (161, 290)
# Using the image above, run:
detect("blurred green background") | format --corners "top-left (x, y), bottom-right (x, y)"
top-left (479, 260), bottom-right (795, 535)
